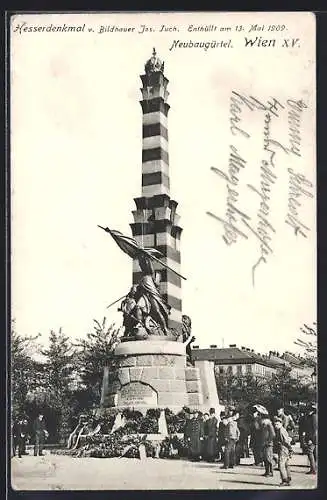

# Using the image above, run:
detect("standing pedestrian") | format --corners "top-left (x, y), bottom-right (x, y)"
top-left (274, 417), bottom-right (293, 486)
top-left (187, 411), bottom-right (204, 461)
top-left (298, 411), bottom-right (306, 454)
top-left (217, 411), bottom-right (226, 462)
top-left (21, 418), bottom-right (30, 455)
top-left (236, 411), bottom-right (250, 464)
top-left (33, 413), bottom-right (48, 456)
top-left (260, 414), bottom-right (276, 477)
top-left (303, 403), bottom-right (317, 475)
top-left (13, 416), bottom-right (29, 458)
top-left (202, 413), bottom-right (209, 460)
top-left (221, 410), bottom-right (240, 469)
top-left (250, 410), bottom-right (263, 466)
top-left (205, 408), bottom-right (218, 462)
top-left (12, 418), bottom-right (19, 457)
top-left (277, 408), bottom-right (295, 443)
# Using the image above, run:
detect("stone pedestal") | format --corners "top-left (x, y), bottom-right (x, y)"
top-left (101, 339), bottom-right (208, 413)
top-left (100, 340), bottom-right (221, 415)
top-left (101, 340), bottom-right (189, 414)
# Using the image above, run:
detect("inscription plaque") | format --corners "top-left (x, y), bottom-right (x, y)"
top-left (117, 382), bottom-right (158, 406)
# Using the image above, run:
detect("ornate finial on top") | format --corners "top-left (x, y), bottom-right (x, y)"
top-left (144, 47), bottom-right (164, 75)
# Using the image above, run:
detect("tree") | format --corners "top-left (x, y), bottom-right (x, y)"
top-left (11, 322), bottom-right (41, 419)
top-left (41, 328), bottom-right (75, 441)
top-left (294, 322), bottom-right (317, 366)
top-left (265, 365), bottom-right (316, 415)
top-left (265, 365), bottom-right (294, 412)
top-left (215, 371), bottom-right (268, 409)
top-left (74, 318), bottom-right (121, 410)
top-left (215, 365), bottom-right (315, 418)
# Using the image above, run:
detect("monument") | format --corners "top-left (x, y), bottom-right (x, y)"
top-left (99, 49), bottom-right (220, 414)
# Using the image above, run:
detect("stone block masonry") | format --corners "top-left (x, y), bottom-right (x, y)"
top-left (129, 367), bottom-right (143, 382)
top-left (118, 368), bottom-right (130, 386)
top-left (186, 380), bottom-right (202, 393)
top-left (185, 367), bottom-right (201, 381)
top-left (101, 347), bottom-right (204, 412)
top-left (158, 392), bottom-right (187, 406)
top-left (188, 393), bottom-right (204, 406)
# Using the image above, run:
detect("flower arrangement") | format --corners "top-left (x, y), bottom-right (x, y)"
top-left (159, 435), bottom-right (189, 459)
top-left (74, 433), bottom-right (156, 458)
top-left (121, 408), bottom-right (159, 434)
top-left (52, 407), bottom-right (191, 459)
top-left (164, 407), bottom-right (189, 434)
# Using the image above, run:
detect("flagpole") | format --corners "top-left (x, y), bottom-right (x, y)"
top-left (138, 247), bottom-right (187, 281)
top-left (97, 225), bottom-right (187, 281)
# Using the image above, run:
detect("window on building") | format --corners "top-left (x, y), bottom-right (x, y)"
top-left (246, 364), bottom-right (252, 373)
top-left (237, 365), bottom-right (242, 375)
top-left (227, 366), bottom-right (233, 375)
top-left (219, 367), bottom-right (224, 374)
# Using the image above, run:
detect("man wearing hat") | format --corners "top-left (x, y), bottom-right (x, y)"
top-left (250, 410), bottom-right (263, 466)
top-left (186, 410), bottom-right (204, 461)
top-left (303, 403), bottom-right (317, 475)
top-left (274, 417), bottom-right (293, 486)
top-left (13, 416), bottom-right (29, 458)
top-left (298, 410), bottom-right (307, 454)
top-left (33, 413), bottom-right (48, 456)
top-left (205, 408), bottom-right (218, 462)
top-left (236, 411), bottom-right (251, 465)
top-left (217, 411), bottom-right (227, 462)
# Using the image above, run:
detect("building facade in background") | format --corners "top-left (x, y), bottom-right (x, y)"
top-left (191, 344), bottom-right (315, 382)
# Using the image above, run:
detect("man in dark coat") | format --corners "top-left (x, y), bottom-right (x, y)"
top-left (183, 411), bottom-right (191, 438)
top-left (12, 419), bottom-right (19, 457)
top-left (187, 411), bottom-right (204, 461)
top-left (260, 414), bottom-right (276, 477)
top-left (217, 411), bottom-right (226, 462)
top-left (250, 411), bottom-right (263, 466)
top-left (303, 404), bottom-right (317, 475)
top-left (236, 412), bottom-right (250, 464)
top-left (298, 411), bottom-right (306, 454)
top-left (13, 417), bottom-right (29, 458)
top-left (202, 413), bottom-right (209, 459)
top-left (33, 414), bottom-right (48, 456)
top-left (205, 408), bottom-right (218, 462)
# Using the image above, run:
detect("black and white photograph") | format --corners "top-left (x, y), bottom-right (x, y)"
top-left (9, 11), bottom-right (317, 490)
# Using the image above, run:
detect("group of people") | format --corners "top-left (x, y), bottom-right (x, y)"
top-left (183, 403), bottom-right (317, 487)
top-left (12, 413), bottom-right (48, 458)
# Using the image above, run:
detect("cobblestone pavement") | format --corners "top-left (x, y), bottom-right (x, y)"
top-left (11, 445), bottom-right (317, 490)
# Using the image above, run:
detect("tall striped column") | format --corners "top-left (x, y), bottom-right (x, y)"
top-left (130, 49), bottom-right (183, 334)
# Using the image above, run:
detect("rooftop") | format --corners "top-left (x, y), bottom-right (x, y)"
top-left (191, 344), bottom-right (315, 375)
top-left (191, 345), bottom-right (279, 368)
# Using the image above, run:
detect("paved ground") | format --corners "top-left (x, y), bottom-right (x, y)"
top-left (11, 445), bottom-right (317, 490)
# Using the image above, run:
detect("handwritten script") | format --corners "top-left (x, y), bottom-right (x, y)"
top-left (208, 91), bottom-right (314, 285)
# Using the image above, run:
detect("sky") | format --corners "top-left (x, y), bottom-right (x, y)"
top-left (11, 12), bottom-right (316, 353)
